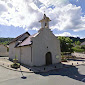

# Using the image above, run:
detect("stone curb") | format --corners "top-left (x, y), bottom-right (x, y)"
top-left (0, 64), bottom-right (34, 73)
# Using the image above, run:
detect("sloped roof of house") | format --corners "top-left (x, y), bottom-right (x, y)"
top-left (17, 32), bottom-right (40, 47)
top-left (81, 41), bottom-right (85, 45)
top-left (9, 32), bottom-right (30, 44)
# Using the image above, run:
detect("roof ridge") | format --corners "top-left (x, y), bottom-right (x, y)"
top-left (9, 32), bottom-right (30, 44)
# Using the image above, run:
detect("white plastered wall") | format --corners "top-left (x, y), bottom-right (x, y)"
top-left (9, 42), bottom-right (15, 59)
top-left (15, 46), bottom-right (32, 66)
top-left (32, 28), bottom-right (61, 66)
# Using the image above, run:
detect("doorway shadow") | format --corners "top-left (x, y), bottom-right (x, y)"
top-left (45, 52), bottom-right (52, 65)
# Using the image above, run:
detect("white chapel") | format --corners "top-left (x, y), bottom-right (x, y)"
top-left (9, 14), bottom-right (61, 66)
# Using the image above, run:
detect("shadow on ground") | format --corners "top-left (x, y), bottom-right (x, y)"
top-left (36, 64), bottom-right (85, 83)
top-left (68, 59), bottom-right (85, 61)
top-left (8, 57), bottom-right (85, 83)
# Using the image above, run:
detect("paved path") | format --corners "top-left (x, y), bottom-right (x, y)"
top-left (0, 66), bottom-right (33, 83)
top-left (0, 65), bottom-right (85, 85)
top-left (0, 57), bottom-right (33, 73)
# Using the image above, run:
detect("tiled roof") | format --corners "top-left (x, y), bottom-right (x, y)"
top-left (9, 32), bottom-right (30, 44)
top-left (17, 32), bottom-right (39, 47)
top-left (81, 41), bottom-right (85, 45)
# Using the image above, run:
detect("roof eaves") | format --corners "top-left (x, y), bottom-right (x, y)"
top-left (15, 43), bottom-right (32, 48)
top-left (9, 32), bottom-right (30, 44)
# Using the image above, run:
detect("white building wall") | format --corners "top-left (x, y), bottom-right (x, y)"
top-left (0, 45), bottom-right (8, 56)
top-left (9, 33), bottom-right (29, 60)
top-left (32, 28), bottom-right (61, 66)
top-left (9, 43), bottom-right (32, 66)
top-left (21, 46), bottom-right (32, 66)
top-left (9, 42), bottom-right (15, 59)
top-left (15, 46), bottom-right (32, 66)
top-left (15, 47), bottom-right (20, 61)
top-left (41, 20), bottom-right (49, 28)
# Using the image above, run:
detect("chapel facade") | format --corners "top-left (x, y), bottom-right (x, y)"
top-left (9, 14), bottom-right (61, 66)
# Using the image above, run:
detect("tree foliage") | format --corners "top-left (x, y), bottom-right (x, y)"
top-left (72, 45), bottom-right (85, 52)
top-left (58, 36), bottom-right (73, 52)
top-left (74, 41), bottom-right (81, 45)
top-left (0, 38), bottom-right (14, 45)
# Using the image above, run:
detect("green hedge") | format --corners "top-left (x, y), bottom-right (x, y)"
top-left (72, 46), bottom-right (85, 52)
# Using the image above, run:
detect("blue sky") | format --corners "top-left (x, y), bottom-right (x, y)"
top-left (0, 0), bottom-right (85, 38)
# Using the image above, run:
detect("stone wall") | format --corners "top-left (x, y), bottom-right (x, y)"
top-left (71, 52), bottom-right (85, 58)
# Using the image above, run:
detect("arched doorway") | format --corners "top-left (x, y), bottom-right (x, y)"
top-left (45, 52), bottom-right (52, 65)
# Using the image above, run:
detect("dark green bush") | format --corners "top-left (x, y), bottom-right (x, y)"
top-left (81, 45), bottom-right (85, 49)
top-left (11, 63), bottom-right (20, 69)
top-left (72, 46), bottom-right (85, 52)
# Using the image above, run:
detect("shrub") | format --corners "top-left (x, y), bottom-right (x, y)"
top-left (61, 58), bottom-right (67, 62)
top-left (72, 46), bottom-right (85, 52)
top-left (13, 55), bottom-right (18, 64)
top-left (81, 45), bottom-right (85, 49)
top-left (61, 55), bottom-right (67, 62)
top-left (11, 63), bottom-right (20, 69)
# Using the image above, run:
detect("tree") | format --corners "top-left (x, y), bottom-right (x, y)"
top-left (76, 41), bottom-right (81, 45)
top-left (74, 41), bottom-right (81, 45)
top-left (58, 37), bottom-right (67, 52)
top-left (0, 38), bottom-right (14, 45)
top-left (58, 36), bottom-right (73, 52)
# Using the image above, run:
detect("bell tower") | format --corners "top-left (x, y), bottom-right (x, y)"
top-left (39, 14), bottom-right (51, 29)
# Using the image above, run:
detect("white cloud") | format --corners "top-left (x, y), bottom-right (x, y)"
top-left (49, 4), bottom-right (85, 32)
top-left (76, 0), bottom-right (79, 2)
top-left (55, 32), bottom-right (79, 37)
top-left (0, 3), bottom-right (7, 15)
top-left (0, 0), bottom-right (85, 32)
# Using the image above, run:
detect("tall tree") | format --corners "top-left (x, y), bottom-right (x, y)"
top-left (58, 36), bottom-right (73, 52)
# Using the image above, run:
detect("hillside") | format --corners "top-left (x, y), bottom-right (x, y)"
top-left (69, 37), bottom-right (85, 43)
top-left (0, 38), bottom-right (14, 45)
